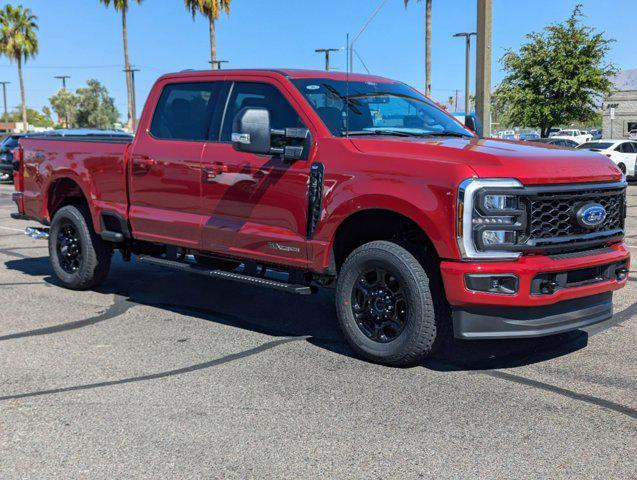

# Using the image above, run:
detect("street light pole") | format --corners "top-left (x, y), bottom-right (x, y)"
top-left (0, 81), bottom-right (9, 123)
top-left (475, 0), bottom-right (493, 137)
top-left (54, 75), bottom-right (70, 90)
top-left (349, 0), bottom-right (388, 73)
top-left (54, 75), bottom-right (71, 127)
top-left (209, 60), bottom-right (229, 70)
top-left (315, 48), bottom-right (340, 71)
top-left (453, 32), bottom-right (476, 117)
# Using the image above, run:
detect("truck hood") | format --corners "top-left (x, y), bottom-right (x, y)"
top-left (350, 137), bottom-right (622, 185)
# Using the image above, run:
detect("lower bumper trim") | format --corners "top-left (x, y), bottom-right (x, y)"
top-left (453, 292), bottom-right (613, 339)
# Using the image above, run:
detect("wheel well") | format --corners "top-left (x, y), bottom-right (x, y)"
top-left (332, 209), bottom-right (438, 270)
top-left (47, 178), bottom-right (88, 219)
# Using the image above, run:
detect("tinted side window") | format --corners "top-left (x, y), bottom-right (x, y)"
top-left (220, 82), bottom-right (304, 142)
top-left (150, 82), bottom-right (223, 141)
top-left (623, 142), bottom-right (637, 153)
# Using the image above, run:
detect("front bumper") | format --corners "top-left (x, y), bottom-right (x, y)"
top-left (440, 242), bottom-right (630, 339)
top-left (453, 292), bottom-right (612, 339)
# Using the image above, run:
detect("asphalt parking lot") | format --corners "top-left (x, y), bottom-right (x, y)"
top-left (0, 182), bottom-right (635, 479)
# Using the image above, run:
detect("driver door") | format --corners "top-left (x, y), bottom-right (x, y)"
top-left (199, 79), bottom-right (315, 269)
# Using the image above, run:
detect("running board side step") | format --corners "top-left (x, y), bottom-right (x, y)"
top-left (137, 255), bottom-right (314, 295)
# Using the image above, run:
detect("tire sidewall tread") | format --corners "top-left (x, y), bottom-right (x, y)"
top-left (336, 240), bottom-right (441, 367)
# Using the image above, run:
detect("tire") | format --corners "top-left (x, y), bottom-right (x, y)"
top-left (335, 240), bottom-right (446, 367)
top-left (48, 205), bottom-right (112, 290)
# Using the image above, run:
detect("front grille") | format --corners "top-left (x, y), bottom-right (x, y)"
top-left (527, 187), bottom-right (625, 240)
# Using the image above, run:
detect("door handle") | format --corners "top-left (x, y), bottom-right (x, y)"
top-left (131, 156), bottom-right (155, 175)
top-left (203, 163), bottom-right (228, 182)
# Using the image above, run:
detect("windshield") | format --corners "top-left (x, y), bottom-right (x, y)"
top-left (291, 79), bottom-right (473, 138)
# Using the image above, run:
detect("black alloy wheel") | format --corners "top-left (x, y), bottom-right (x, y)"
top-left (351, 266), bottom-right (408, 343)
top-left (56, 222), bottom-right (82, 274)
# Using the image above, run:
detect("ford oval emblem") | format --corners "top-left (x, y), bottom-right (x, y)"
top-left (576, 203), bottom-right (607, 228)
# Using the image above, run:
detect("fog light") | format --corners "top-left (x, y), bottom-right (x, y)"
top-left (465, 274), bottom-right (518, 295)
top-left (482, 230), bottom-right (516, 246)
top-left (616, 267), bottom-right (629, 281)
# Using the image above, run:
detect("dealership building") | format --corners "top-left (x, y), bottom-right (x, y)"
top-left (602, 69), bottom-right (637, 139)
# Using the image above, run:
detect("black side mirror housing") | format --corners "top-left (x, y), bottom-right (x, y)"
top-left (464, 114), bottom-right (482, 137)
top-left (232, 107), bottom-right (272, 154)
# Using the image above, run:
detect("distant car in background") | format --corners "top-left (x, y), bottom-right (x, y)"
top-left (519, 132), bottom-right (540, 141)
top-left (530, 137), bottom-right (579, 148)
top-left (577, 140), bottom-right (637, 178)
top-left (547, 128), bottom-right (562, 137)
top-left (589, 128), bottom-right (602, 140)
top-left (551, 129), bottom-right (592, 144)
top-left (497, 130), bottom-right (516, 139)
top-left (0, 133), bottom-right (25, 181)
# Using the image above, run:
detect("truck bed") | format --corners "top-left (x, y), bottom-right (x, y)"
top-left (19, 135), bottom-right (132, 231)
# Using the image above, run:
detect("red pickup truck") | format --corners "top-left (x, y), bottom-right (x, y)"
top-left (11, 69), bottom-right (630, 366)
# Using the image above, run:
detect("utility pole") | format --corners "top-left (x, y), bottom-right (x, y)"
top-left (123, 67), bottom-right (140, 132)
top-left (453, 32), bottom-right (476, 117)
top-left (455, 89), bottom-right (459, 112)
top-left (209, 60), bottom-right (229, 70)
top-left (54, 75), bottom-right (70, 90)
top-left (475, 0), bottom-right (492, 137)
top-left (315, 48), bottom-right (340, 71)
top-left (349, 0), bottom-right (388, 72)
top-left (0, 81), bottom-right (9, 123)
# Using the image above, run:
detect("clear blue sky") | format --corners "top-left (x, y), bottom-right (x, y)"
top-left (2, 0), bottom-right (634, 121)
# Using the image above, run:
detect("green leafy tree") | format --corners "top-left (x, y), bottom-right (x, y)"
top-left (494, 5), bottom-right (616, 137)
top-left (184, 0), bottom-right (231, 67)
top-left (100, 0), bottom-right (143, 128)
top-left (49, 88), bottom-right (79, 128)
top-left (404, 0), bottom-right (432, 96)
top-left (0, 5), bottom-right (38, 128)
top-left (5, 106), bottom-right (53, 128)
top-left (74, 79), bottom-right (119, 129)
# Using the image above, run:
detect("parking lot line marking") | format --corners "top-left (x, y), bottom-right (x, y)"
top-left (0, 225), bottom-right (24, 232)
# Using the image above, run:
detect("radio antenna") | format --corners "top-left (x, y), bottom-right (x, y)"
top-left (346, 33), bottom-right (350, 138)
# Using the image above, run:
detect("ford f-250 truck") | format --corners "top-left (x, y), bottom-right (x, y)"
top-left (11, 69), bottom-right (630, 366)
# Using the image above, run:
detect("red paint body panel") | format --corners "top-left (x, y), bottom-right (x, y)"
top-left (14, 69), bottom-right (629, 311)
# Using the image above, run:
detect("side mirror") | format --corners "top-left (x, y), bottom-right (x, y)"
top-left (231, 107), bottom-right (272, 154)
top-left (465, 114), bottom-right (481, 136)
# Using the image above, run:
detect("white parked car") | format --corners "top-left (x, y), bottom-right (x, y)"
top-left (577, 140), bottom-right (637, 178)
top-left (551, 129), bottom-right (593, 145)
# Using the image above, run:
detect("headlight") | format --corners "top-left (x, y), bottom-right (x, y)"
top-left (457, 178), bottom-right (525, 260)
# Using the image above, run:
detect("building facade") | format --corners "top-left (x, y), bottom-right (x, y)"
top-left (602, 69), bottom-right (637, 139)
top-left (602, 90), bottom-right (637, 139)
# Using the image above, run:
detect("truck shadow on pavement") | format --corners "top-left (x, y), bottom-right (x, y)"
top-left (4, 254), bottom-right (591, 374)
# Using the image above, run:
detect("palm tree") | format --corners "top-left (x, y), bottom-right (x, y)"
top-left (100, 0), bottom-right (143, 129)
top-left (0, 5), bottom-right (38, 129)
top-left (184, 0), bottom-right (231, 68)
top-left (404, 0), bottom-right (432, 97)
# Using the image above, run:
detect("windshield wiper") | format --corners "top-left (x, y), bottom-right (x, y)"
top-left (425, 131), bottom-right (473, 138)
top-left (345, 130), bottom-right (421, 137)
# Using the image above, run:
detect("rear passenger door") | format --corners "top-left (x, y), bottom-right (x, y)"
top-left (129, 81), bottom-right (226, 247)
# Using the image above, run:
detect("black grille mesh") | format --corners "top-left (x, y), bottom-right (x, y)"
top-left (527, 188), bottom-right (625, 240)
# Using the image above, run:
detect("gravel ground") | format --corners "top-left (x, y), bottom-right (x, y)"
top-left (0, 182), bottom-right (635, 479)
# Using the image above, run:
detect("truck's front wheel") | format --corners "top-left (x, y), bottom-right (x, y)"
top-left (336, 241), bottom-right (444, 367)
top-left (49, 205), bottom-right (112, 290)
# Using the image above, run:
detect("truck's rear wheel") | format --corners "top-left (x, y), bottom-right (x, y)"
top-left (335, 241), bottom-right (444, 367)
top-left (49, 205), bottom-right (112, 290)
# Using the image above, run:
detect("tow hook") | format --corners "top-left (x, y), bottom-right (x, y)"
top-left (25, 226), bottom-right (50, 240)
top-left (615, 267), bottom-right (629, 281)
